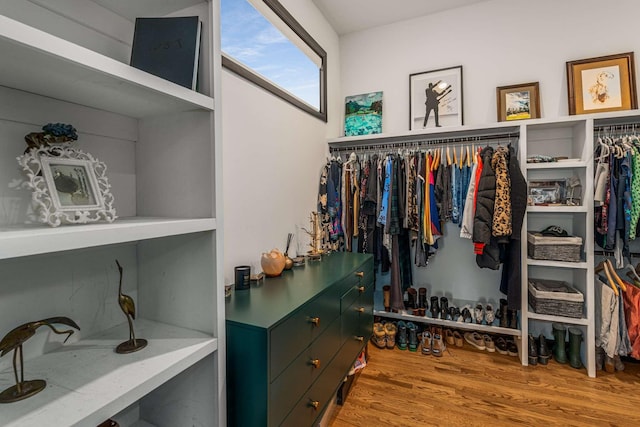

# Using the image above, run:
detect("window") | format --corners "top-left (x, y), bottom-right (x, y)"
top-left (221, 0), bottom-right (327, 121)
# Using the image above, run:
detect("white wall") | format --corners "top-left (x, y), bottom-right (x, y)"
top-left (221, 0), bottom-right (340, 283)
top-left (339, 0), bottom-right (640, 303)
top-left (340, 0), bottom-right (640, 132)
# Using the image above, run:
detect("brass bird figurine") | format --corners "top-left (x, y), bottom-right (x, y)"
top-left (0, 316), bottom-right (80, 403)
top-left (115, 260), bottom-right (147, 354)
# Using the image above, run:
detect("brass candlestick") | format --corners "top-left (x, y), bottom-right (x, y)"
top-left (115, 260), bottom-right (147, 354)
top-left (0, 317), bottom-right (80, 403)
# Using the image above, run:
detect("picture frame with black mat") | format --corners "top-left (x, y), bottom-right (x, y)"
top-left (130, 16), bottom-right (202, 90)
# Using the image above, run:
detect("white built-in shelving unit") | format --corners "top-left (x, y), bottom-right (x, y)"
top-left (328, 109), bottom-right (640, 378)
top-left (0, 1), bottom-right (224, 426)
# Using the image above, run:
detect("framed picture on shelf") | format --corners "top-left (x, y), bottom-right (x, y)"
top-left (566, 52), bottom-right (637, 115)
top-left (17, 146), bottom-right (117, 227)
top-left (496, 82), bottom-right (540, 122)
top-left (409, 65), bottom-right (463, 130)
top-left (344, 91), bottom-right (383, 136)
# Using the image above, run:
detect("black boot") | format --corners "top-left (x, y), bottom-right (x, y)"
top-left (568, 327), bottom-right (583, 369)
top-left (499, 298), bottom-right (509, 328)
top-left (507, 309), bottom-right (518, 329)
top-left (418, 288), bottom-right (427, 316)
top-left (430, 296), bottom-right (439, 319)
top-left (407, 288), bottom-right (418, 311)
top-left (440, 297), bottom-right (449, 320)
top-left (552, 323), bottom-right (567, 364)
top-left (528, 334), bottom-right (538, 365)
top-left (538, 334), bottom-right (551, 365)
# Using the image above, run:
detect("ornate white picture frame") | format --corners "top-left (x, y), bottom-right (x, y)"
top-left (17, 145), bottom-right (117, 227)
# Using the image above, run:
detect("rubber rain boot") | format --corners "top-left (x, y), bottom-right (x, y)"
top-left (397, 321), bottom-right (408, 350)
top-left (499, 298), bottom-right (509, 328)
top-left (552, 323), bottom-right (567, 364)
top-left (568, 327), bottom-right (583, 369)
top-left (407, 322), bottom-right (418, 352)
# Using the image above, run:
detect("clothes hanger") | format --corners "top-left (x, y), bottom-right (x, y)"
top-left (466, 145), bottom-right (472, 167)
top-left (452, 145), bottom-right (458, 166)
top-left (446, 146), bottom-right (452, 166)
top-left (605, 259), bottom-right (627, 292)
top-left (595, 260), bottom-right (620, 296)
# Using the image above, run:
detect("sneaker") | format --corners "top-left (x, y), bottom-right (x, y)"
top-left (453, 330), bottom-right (464, 347)
top-left (432, 328), bottom-right (446, 357)
top-left (397, 321), bottom-right (408, 350)
top-left (461, 306), bottom-right (472, 323)
top-left (506, 338), bottom-right (518, 357)
top-left (495, 336), bottom-right (508, 355)
top-left (474, 304), bottom-right (484, 325)
top-left (384, 322), bottom-right (397, 349)
top-left (464, 332), bottom-right (486, 350)
top-left (421, 331), bottom-right (432, 355)
top-left (372, 322), bottom-right (386, 349)
top-left (485, 304), bottom-right (495, 325)
top-left (483, 334), bottom-right (495, 352)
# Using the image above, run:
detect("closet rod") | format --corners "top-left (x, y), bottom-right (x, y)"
top-left (594, 120), bottom-right (640, 133)
top-left (329, 133), bottom-right (518, 154)
top-left (594, 250), bottom-right (640, 258)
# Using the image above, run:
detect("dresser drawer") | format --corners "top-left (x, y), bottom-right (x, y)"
top-left (270, 285), bottom-right (341, 380)
top-left (280, 350), bottom-right (347, 427)
top-left (268, 317), bottom-right (341, 426)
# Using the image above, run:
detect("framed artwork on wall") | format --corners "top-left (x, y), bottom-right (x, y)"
top-left (344, 91), bottom-right (383, 136)
top-left (409, 65), bottom-right (463, 130)
top-left (566, 52), bottom-right (637, 115)
top-left (496, 82), bottom-right (540, 122)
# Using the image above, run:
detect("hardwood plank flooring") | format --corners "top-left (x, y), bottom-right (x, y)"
top-left (329, 342), bottom-right (640, 426)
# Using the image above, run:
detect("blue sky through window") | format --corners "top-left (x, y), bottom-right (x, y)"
top-left (221, 0), bottom-right (320, 109)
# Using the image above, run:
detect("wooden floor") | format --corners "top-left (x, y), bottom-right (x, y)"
top-left (329, 342), bottom-right (640, 426)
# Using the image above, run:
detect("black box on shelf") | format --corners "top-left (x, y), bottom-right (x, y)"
top-left (528, 278), bottom-right (584, 318)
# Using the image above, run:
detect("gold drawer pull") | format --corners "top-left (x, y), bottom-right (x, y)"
top-left (355, 336), bottom-right (364, 342)
top-left (309, 317), bottom-right (320, 327)
top-left (357, 286), bottom-right (365, 293)
top-left (355, 271), bottom-right (364, 278)
top-left (310, 358), bottom-right (321, 368)
top-left (356, 307), bottom-right (365, 313)
top-left (309, 400), bottom-right (319, 410)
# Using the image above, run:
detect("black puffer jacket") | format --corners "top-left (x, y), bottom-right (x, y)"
top-left (473, 146), bottom-right (496, 246)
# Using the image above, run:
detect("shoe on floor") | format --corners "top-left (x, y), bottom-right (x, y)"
top-left (538, 334), bottom-right (551, 365)
top-left (506, 339), bottom-right (518, 357)
top-left (528, 334), bottom-right (538, 365)
top-left (421, 331), bottom-right (432, 355)
top-left (453, 330), bottom-right (464, 347)
top-left (483, 334), bottom-right (495, 352)
top-left (495, 336), bottom-right (508, 355)
top-left (397, 321), bottom-right (408, 350)
top-left (445, 329), bottom-right (455, 346)
top-left (464, 332), bottom-right (486, 350)
top-left (432, 329), bottom-right (446, 357)
top-left (384, 322), bottom-right (397, 349)
top-left (407, 322), bottom-right (418, 352)
top-left (372, 322), bottom-right (386, 349)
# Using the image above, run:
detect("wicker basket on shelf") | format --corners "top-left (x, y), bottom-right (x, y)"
top-left (528, 278), bottom-right (584, 318)
top-left (527, 231), bottom-right (582, 262)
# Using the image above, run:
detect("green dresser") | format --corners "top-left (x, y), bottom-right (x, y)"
top-left (226, 252), bottom-right (374, 427)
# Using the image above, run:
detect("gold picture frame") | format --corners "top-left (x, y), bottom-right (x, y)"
top-left (496, 82), bottom-right (540, 122)
top-left (566, 52), bottom-right (637, 115)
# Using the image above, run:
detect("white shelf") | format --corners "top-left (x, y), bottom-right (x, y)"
top-left (527, 311), bottom-right (589, 326)
top-left (0, 15), bottom-right (214, 118)
top-left (0, 217), bottom-right (216, 260)
top-left (525, 160), bottom-right (588, 169)
top-left (92, 0), bottom-right (203, 20)
top-left (527, 205), bottom-right (588, 213)
top-left (526, 258), bottom-right (588, 269)
top-left (373, 309), bottom-right (522, 337)
top-left (0, 319), bottom-right (217, 427)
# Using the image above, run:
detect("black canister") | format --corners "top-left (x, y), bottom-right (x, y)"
top-left (234, 265), bottom-right (251, 290)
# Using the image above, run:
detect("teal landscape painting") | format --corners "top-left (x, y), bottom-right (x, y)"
top-left (345, 91), bottom-right (383, 136)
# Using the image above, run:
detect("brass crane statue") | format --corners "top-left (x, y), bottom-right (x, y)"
top-left (115, 260), bottom-right (147, 354)
top-left (0, 316), bottom-right (80, 403)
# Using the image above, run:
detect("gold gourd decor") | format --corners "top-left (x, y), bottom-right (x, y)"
top-left (0, 317), bottom-right (80, 403)
top-left (261, 249), bottom-right (286, 277)
top-left (283, 233), bottom-right (294, 270)
top-left (115, 260), bottom-right (147, 354)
